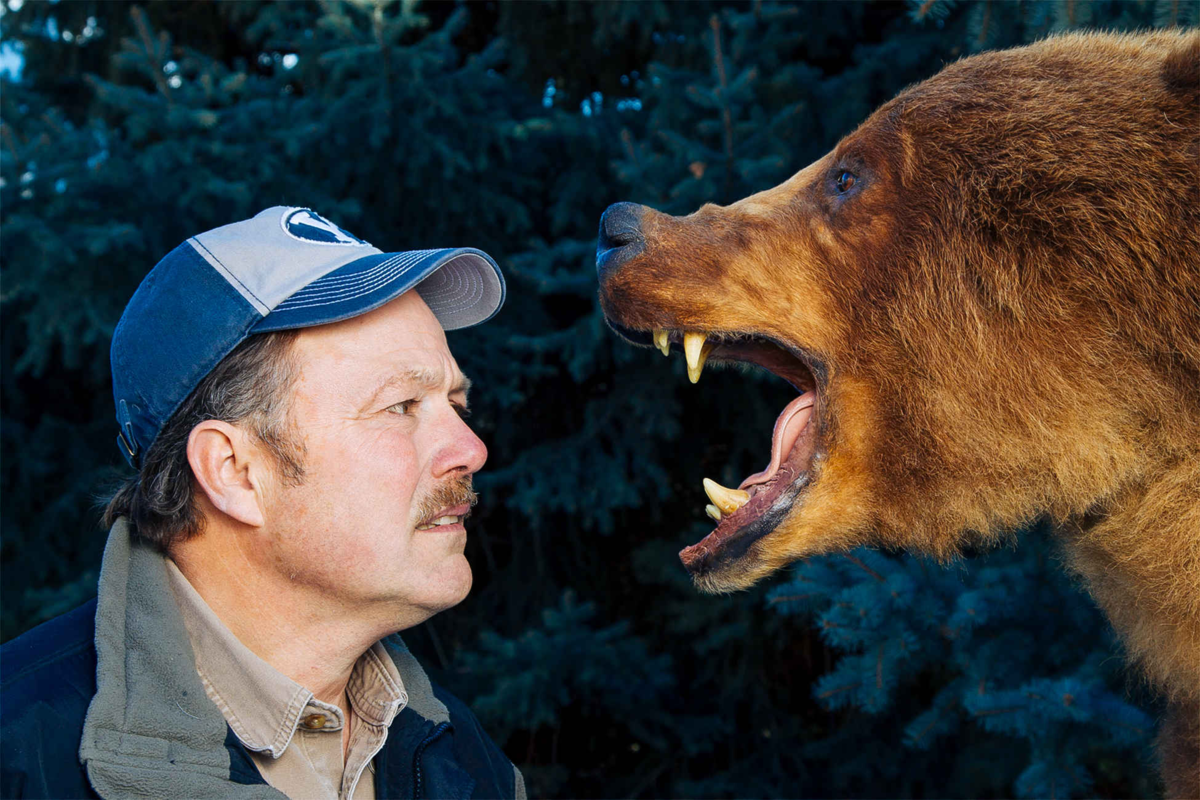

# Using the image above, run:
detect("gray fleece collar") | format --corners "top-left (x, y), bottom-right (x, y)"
top-left (79, 520), bottom-right (449, 798)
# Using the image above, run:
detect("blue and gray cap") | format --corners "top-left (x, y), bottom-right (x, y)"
top-left (111, 206), bottom-right (505, 468)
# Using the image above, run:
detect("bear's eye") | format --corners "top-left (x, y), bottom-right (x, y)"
top-left (835, 171), bottom-right (857, 193)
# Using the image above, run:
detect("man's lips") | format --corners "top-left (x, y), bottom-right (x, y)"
top-left (415, 504), bottom-right (471, 531)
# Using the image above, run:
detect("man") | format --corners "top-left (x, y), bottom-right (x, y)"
top-left (0, 207), bottom-right (524, 799)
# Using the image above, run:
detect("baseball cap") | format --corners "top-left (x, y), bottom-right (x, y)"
top-left (110, 206), bottom-right (506, 468)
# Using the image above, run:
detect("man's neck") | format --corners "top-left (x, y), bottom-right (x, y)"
top-left (169, 536), bottom-right (385, 707)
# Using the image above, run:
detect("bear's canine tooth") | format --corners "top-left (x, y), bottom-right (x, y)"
top-left (703, 477), bottom-right (751, 515)
top-left (683, 332), bottom-right (712, 383)
top-left (705, 504), bottom-right (723, 522)
top-left (653, 328), bottom-right (670, 356)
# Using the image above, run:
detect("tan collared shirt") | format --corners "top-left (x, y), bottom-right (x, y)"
top-left (166, 561), bottom-right (408, 800)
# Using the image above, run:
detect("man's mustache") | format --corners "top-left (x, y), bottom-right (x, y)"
top-left (413, 475), bottom-right (478, 526)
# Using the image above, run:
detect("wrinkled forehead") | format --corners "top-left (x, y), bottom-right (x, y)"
top-left (289, 292), bottom-right (466, 403)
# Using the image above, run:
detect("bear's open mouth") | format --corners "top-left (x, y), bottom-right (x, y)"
top-left (607, 323), bottom-right (823, 575)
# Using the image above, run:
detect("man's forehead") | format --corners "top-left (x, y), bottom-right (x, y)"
top-left (292, 292), bottom-right (453, 359)
top-left (288, 310), bottom-right (469, 408)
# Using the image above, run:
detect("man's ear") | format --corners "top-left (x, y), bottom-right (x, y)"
top-left (187, 420), bottom-right (267, 527)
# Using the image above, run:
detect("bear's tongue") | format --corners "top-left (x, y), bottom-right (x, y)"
top-left (682, 390), bottom-right (817, 570)
top-left (740, 391), bottom-right (816, 490)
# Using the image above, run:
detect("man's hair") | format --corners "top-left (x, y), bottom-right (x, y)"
top-left (103, 330), bottom-right (305, 551)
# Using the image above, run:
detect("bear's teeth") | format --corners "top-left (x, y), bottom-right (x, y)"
top-left (684, 332), bottom-right (712, 383)
top-left (703, 477), bottom-right (750, 515)
top-left (653, 328), bottom-right (670, 356)
top-left (706, 504), bottom-right (723, 522)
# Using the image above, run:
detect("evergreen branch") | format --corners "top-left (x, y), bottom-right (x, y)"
top-left (909, 698), bottom-right (959, 746)
top-left (129, 7), bottom-right (171, 103)
top-left (767, 593), bottom-right (815, 605)
top-left (842, 553), bottom-right (885, 583)
top-left (38, 113), bottom-right (66, 139)
top-left (971, 705), bottom-right (1021, 717)
top-left (620, 127), bottom-right (665, 204)
top-left (1104, 717), bottom-right (1148, 735)
top-left (628, 757), bottom-right (675, 799)
top-left (372, 0), bottom-right (397, 136)
top-left (976, 0), bottom-right (992, 50)
top-left (708, 15), bottom-right (735, 196)
top-left (817, 682), bottom-right (860, 699)
top-left (907, 0), bottom-right (956, 23)
top-left (0, 122), bottom-right (21, 161)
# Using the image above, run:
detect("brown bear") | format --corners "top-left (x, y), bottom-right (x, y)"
top-left (596, 30), bottom-right (1199, 796)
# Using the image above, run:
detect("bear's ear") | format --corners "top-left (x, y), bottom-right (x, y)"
top-left (1161, 30), bottom-right (1199, 100)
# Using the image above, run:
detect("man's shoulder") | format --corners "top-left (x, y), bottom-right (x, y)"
top-left (1, 601), bottom-right (99, 798)
top-left (429, 681), bottom-right (525, 798)
top-left (1, 599), bottom-right (98, 716)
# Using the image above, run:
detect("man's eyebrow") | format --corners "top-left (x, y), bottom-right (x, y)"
top-left (364, 368), bottom-right (472, 408)
top-left (455, 374), bottom-right (472, 399)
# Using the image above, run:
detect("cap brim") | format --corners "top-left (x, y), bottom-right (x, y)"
top-left (250, 247), bottom-right (505, 334)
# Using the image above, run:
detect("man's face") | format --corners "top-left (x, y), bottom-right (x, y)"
top-left (260, 291), bottom-right (487, 624)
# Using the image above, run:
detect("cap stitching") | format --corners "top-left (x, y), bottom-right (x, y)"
top-left (423, 286), bottom-right (483, 309)
top-left (190, 237), bottom-right (267, 310)
top-left (273, 261), bottom-right (417, 310)
top-left (285, 250), bottom-right (441, 290)
top-left (275, 252), bottom-right (427, 298)
top-left (419, 272), bottom-right (484, 305)
top-left (273, 260), bottom-right (429, 311)
top-left (418, 273), bottom-right (480, 301)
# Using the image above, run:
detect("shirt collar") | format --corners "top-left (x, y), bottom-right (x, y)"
top-left (165, 559), bottom-right (408, 758)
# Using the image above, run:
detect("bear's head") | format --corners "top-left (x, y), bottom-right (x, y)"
top-left (597, 30), bottom-right (1200, 594)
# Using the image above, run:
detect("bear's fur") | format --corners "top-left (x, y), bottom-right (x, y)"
top-left (597, 30), bottom-right (1199, 795)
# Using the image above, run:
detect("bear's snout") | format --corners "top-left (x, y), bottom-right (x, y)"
top-left (596, 201), bottom-right (646, 281)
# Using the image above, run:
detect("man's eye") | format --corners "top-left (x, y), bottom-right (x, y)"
top-left (453, 404), bottom-right (471, 421)
top-left (388, 400), bottom-right (417, 415)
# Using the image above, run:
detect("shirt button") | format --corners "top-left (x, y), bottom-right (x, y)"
top-left (301, 713), bottom-right (327, 730)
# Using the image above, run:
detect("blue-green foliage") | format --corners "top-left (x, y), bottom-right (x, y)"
top-left (769, 531), bottom-right (1156, 797)
top-left (459, 592), bottom-right (675, 739)
top-left (908, 0), bottom-right (1198, 50)
top-left (2, 1), bottom-right (1179, 796)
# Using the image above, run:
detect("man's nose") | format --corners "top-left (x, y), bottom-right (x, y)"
top-left (596, 201), bottom-right (646, 281)
top-left (432, 412), bottom-right (488, 478)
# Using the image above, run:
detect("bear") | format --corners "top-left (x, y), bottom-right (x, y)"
top-left (595, 30), bottom-right (1199, 796)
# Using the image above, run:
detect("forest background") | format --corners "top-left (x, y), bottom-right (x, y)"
top-left (3, 1), bottom-right (1196, 797)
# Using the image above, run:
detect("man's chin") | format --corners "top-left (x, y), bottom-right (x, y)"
top-left (447, 557), bottom-right (473, 605)
top-left (417, 557), bottom-right (474, 613)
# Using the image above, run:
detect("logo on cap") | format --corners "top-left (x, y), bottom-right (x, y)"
top-left (282, 208), bottom-right (367, 246)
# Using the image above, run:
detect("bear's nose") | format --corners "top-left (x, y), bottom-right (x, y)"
top-left (597, 201), bottom-right (646, 280)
